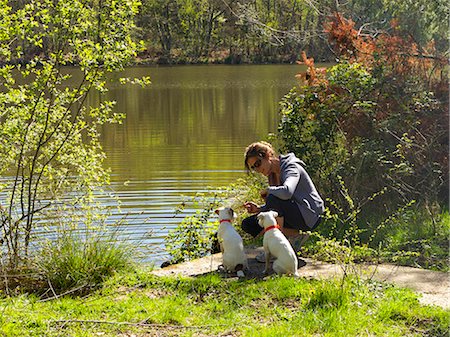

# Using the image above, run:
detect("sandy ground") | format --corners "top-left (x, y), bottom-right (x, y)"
top-left (153, 247), bottom-right (449, 309)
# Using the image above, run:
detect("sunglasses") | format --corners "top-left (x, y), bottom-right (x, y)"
top-left (250, 158), bottom-right (262, 170)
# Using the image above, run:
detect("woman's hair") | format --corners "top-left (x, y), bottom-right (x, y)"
top-left (244, 141), bottom-right (276, 171)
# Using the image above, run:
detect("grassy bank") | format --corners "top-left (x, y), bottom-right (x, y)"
top-left (1, 268), bottom-right (448, 337)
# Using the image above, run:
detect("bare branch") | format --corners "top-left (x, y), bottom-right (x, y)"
top-left (48, 319), bottom-right (227, 330)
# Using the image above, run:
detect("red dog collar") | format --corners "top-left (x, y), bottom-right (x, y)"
top-left (219, 219), bottom-right (231, 223)
top-left (264, 225), bottom-right (281, 233)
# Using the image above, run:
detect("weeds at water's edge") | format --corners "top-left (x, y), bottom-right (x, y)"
top-left (1, 230), bottom-right (137, 298)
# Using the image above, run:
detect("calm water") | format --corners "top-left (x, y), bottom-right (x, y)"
top-left (55, 65), bottom-right (308, 264)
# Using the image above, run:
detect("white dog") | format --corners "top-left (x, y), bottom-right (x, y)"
top-left (215, 207), bottom-right (248, 277)
top-left (257, 211), bottom-right (299, 277)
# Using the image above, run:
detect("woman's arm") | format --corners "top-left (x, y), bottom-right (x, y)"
top-left (267, 163), bottom-right (300, 200)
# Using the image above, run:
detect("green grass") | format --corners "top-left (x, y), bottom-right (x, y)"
top-left (1, 270), bottom-right (448, 337)
top-left (382, 210), bottom-right (450, 271)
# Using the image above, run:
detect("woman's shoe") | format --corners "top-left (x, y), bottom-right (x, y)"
top-left (256, 234), bottom-right (309, 263)
top-left (255, 251), bottom-right (275, 263)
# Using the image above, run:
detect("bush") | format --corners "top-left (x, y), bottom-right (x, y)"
top-left (165, 215), bottom-right (218, 264)
top-left (276, 15), bottom-right (448, 270)
top-left (33, 230), bottom-right (136, 295)
top-left (165, 191), bottom-right (222, 264)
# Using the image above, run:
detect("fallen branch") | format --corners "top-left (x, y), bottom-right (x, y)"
top-left (49, 319), bottom-right (226, 330)
top-left (38, 283), bottom-right (89, 302)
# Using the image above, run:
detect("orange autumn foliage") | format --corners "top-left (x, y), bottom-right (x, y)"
top-left (296, 12), bottom-right (447, 95)
top-left (295, 12), bottom-right (448, 144)
top-left (324, 12), bottom-right (447, 90)
top-left (295, 51), bottom-right (327, 86)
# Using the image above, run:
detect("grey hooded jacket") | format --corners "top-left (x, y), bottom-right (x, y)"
top-left (262, 153), bottom-right (324, 229)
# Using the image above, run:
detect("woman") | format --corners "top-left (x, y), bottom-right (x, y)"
top-left (242, 141), bottom-right (324, 255)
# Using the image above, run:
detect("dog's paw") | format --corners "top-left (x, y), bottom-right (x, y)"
top-left (217, 264), bottom-right (226, 273)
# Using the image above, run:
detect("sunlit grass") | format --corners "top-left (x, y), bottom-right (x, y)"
top-left (1, 270), bottom-right (448, 337)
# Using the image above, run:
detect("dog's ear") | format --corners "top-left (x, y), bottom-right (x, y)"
top-left (257, 212), bottom-right (265, 227)
top-left (256, 212), bottom-right (264, 221)
top-left (272, 211), bottom-right (278, 218)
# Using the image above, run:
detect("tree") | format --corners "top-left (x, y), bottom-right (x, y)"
top-left (0, 0), bottom-right (141, 269)
top-left (139, 0), bottom-right (179, 60)
top-left (135, 0), bottom-right (449, 63)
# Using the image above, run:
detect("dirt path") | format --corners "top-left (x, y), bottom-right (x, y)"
top-left (153, 247), bottom-right (449, 309)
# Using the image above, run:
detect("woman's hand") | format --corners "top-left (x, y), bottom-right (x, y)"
top-left (243, 202), bottom-right (260, 214)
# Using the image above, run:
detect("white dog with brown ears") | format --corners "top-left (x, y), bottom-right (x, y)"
top-left (257, 210), bottom-right (299, 277)
top-left (215, 207), bottom-right (248, 277)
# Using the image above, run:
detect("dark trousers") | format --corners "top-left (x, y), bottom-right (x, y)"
top-left (241, 194), bottom-right (309, 238)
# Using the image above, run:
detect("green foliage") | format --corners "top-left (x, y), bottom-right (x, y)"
top-left (165, 191), bottom-right (222, 263)
top-left (0, 0), bottom-right (142, 269)
top-left (278, 87), bottom-right (348, 182)
top-left (380, 0), bottom-right (448, 48)
top-left (137, 0), bottom-right (329, 63)
top-left (165, 214), bottom-right (217, 263)
top-left (305, 182), bottom-right (448, 272)
top-left (139, 0), bottom-right (229, 62)
top-left (379, 211), bottom-right (450, 271)
top-left (327, 61), bottom-right (377, 98)
top-left (280, 59), bottom-right (448, 211)
top-left (2, 0), bottom-right (448, 64)
top-left (135, 0), bottom-right (448, 64)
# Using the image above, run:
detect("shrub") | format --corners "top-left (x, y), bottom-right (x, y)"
top-left (33, 229), bottom-right (135, 295)
top-left (165, 214), bottom-right (218, 264)
top-left (165, 191), bottom-right (222, 264)
top-left (277, 14), bottom-right (448, 269)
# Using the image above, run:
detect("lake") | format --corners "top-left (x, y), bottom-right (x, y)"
top-left (62, 64), bottom-right (307, 264)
